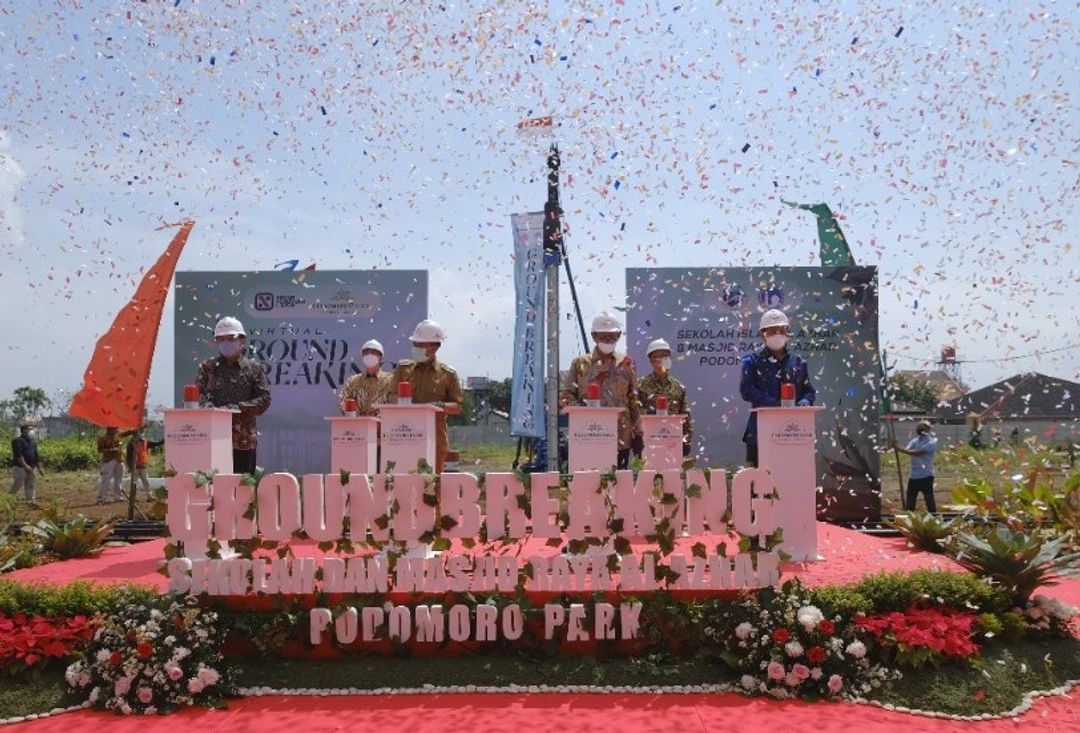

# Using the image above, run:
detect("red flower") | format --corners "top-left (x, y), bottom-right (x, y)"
top-left (136, 641), bottom-right (153, 659)
top-left (771, 628), bottom-right (791, 644)
top-left (806, 646), bottom-right (827, 663)
top-left (110, 650), bottom-right (123, 666)
top-left (818, 620), bottom-right (835, 635)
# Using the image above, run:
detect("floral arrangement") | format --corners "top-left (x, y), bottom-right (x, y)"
top-left (1022, 595), bottom-right (1080, 638)
top-left (65, 593), bottom-right (230, 715)
top-left (0, 612), bottom-right (95, 675)
top-left (703, 581), bottom-right (894, 700)
top-left (853, 607), bottom-right (980, 668)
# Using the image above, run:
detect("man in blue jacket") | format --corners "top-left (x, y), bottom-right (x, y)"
top-left (739, 308), bottom-right (816, 466)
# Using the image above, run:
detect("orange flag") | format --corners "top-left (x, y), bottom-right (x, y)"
top-left (69, 221), bottom-right (195, 428)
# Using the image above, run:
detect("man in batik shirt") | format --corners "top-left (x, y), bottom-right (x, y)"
top-left (637, 338), bottom-right (693, 457)
top-left (195, 316), bottom-right (272, 474)
top-left (340, 339), bottom-right (394, 416)
top-left (561, 311), bottom-right (641, 469)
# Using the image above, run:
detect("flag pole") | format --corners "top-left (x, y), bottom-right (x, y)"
top-left (543, 145), bottom-right (562, 472)
top-left (883, 350), bottom-right (906, 510)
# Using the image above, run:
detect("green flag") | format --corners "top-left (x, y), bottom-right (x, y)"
top-left (782, 200), bottom-right (856, 266)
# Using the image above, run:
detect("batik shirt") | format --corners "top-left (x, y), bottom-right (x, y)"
top-left (195, 355), bottom-right (272, 451)
top-left (97, 432), bottom-right (123, 463)
top-left (561, 350), bottom-right (641, 450)
top-left (637, 372), bottom-right (693, 442)
top-left (339, 371), bottom-right (394, 416)
top-left (739, 347), bottom-right (815, 446)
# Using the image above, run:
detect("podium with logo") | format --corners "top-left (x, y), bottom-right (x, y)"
top-left (325, 417), bottom-right (379, 475)
top-left (639, 414), bottom-right (686, 470)
top-left (376, 404), bottom-right (440, 473)
top-left (753, 406), bottom-right (825, 561)
top-left (163, 408), bottom-right (238, 475)
top-left (564, 406), bottom-right (623, 472)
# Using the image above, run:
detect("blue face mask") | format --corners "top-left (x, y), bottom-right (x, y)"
top-left (218, 341), bottom-right (243, 358)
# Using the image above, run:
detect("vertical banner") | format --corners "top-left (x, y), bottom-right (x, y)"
top-left (509, 212), bottom-right (546, 438)
top-left (626, 267), bottom-right (881, 520)
top-left (174, 270), bottom-right (428, 476)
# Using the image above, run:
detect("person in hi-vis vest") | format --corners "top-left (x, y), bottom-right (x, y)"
top-left (124, 428), bottom-right (163, 497)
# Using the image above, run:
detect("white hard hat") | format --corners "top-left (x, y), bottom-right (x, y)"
top-left (646, 338), bottom-right (671, 356)
top-left (409, 319), bottom-right (446, 343)
top-left (361, 339), bottom-right (384, 354)
top-left (590, 311), bottom-right (622, 334)
top-left (759, 309), bottom-right (790, 332)
top-left (214, 316), bottom-right (246, 338)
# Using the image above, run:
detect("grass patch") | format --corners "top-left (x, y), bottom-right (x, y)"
top-left (0, 666), bottom-right (79, 719)
top-left (232, 654), bottom-right (726, 691)
top-left (865, 637), bottom-right (1080, 715)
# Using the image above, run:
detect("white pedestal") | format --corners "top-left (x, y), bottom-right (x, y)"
top-left (163, 408), bottom-right (237, 475)
top-left (753, 406), bottom-right (824, 562)
top-left (375, 403), bottom-right (440, 473)
top-left (640, 414), bottom-right (686, 470)
top-left (564, 406), bottom-right (623, 473)
top-left (325, 416), bottom-right (379, 475)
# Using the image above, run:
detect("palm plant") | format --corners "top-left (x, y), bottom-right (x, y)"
top-left (949, 526), bottom-right (1080, 607)
top-left (889, 511), bottom-right (961, 554)
top-left (26, 514), bottom-right (117, 560)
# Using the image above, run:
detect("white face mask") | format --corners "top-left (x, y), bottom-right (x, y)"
top-left (596, 342), bottom-right (616, 355)
top-left (411, 345), bottom-right (432, 362)
top-left (24, 429), bottom-right (34, 439)
top-left (362, 354), bottom-right (381, 369)
top-left (765, 335), bottom-right (788, 352)
top-left (660, 357), bottom-right (672, 371)
top-left (218, 340), bottom-right (243, 358)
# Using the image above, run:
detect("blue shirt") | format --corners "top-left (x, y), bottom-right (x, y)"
top-left (11, 435), bottom-right (40, 467)
top-left (740, 347), bottom-right (816, 445)
top-left (906, 433), bottom-right (938, 479)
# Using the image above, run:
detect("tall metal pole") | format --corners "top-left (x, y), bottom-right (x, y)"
top-left (543, 145), bottom-right (562, 472)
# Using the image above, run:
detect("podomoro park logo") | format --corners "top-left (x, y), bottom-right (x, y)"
top-left (572, 421), bottom-right (617, 443)
top-left (166, 422), bottom-right (209, 444)
top-left (651, 423), bottom-right (683, 442)
top-left (385, 422), bottom-right (424, 444)
top-left (769, 420), bottom-right (813, 445)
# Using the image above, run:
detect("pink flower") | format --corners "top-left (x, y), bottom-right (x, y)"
top-left (827, 674), bottom-right (844, 693)
top-left (792, 664), bottom-right (811, 681)
top-left (187, 678), bottom-right (205, 694)
top-left (114, 676), bottom-right (132, 696)
top-left (166, 664), bottom-right (183, 681)
top-left (137, 687), bottom-right (153, 704)
top-left (767, 661), bottom-right (786, 680)
top-left (784, 671), bottom-right (801, 687)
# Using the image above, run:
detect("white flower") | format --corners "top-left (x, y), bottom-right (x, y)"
top-left (735, 622), bottom-right (755, 640)
top-left (845, 641), bottom-right (867, 659)
top-left (810, 667), bottom-right (823, 681)
top-left (784, 641), bottom-right (804, 658)
top-left (188, 678), bottom-right (205, 694)
top-left (740, 674), bottom-right (757, 690)
top-left (96, 649), bottom-right (112, 663)
top-left (796, 606), bottom-right (824, 631)
top-left (144, 706), bottom-right (157, 715)
top-left (197, 666), bottom-right (221, 686)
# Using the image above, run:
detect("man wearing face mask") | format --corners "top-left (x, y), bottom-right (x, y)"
top-left (637, 338), bottom-right (693, 457)
top-left (893, 420), bottom-right (939, 512)
top-left (739, 309), bottom-right (815, 467)
top-left (561, 311), bottom-right (641, 469)
top-left (9, 420), bottom-right (44, 508)
top-left (195, 316), bottom-right (272, 475)
top-left (339, 339), bottom-right (393, 416)
top-left (389, 319), bottom-right (463, 473)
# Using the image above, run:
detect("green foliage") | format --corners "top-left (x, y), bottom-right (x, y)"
top-left (26, 514), bottom-right (117, 560)
top-left (32, 436), bottom-right (99, 471)
top-left (808, 584), bottom-right (873, 617)
top-left (0, 386), bottom-right (50, 423)
top-left (886, 374), bottom-right (938, 412)
top-left (848, 569), bottom-right (1009, 614)
top-left (889, 511), bottom-right (961, 554)
top-left (949, 527), bottom-right (1080, 607)
top-left (0, 580), bottom-right (157, 617)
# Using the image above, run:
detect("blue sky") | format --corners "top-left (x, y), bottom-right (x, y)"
top-left (0, 0), bottom-right (1076, 412)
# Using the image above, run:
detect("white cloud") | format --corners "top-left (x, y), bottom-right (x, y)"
top-left (0, 130), bottom-right (26, 248)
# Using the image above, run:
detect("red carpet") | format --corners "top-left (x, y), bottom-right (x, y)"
top-left (6, 523), bottom-right (1080, 731)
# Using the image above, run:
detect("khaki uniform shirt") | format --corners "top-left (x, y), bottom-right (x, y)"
top-left (638, 372), bottom-right (693, 442)
top-left (195, 355), bottom-right (272, 451)
top-left (561, 349), bottom-right (641, 450)
top-left (389, 359), bottom-right (464, 469)
top-left (339, 370), bottom-right (394, 416)
top-left (97, 432), bottom-right (123, 463)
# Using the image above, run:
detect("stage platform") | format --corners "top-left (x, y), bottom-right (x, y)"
top-left (5, 523), bottom-right (1080, 732)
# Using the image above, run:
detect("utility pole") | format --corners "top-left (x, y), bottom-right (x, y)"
top-left (543, 145), bottom-right (562, 472)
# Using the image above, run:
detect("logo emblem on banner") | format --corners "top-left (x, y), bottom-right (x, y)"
top-left (769, 421), bottom-right (813, 445)
top-left (254, 293), bottom-right (274, 311)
